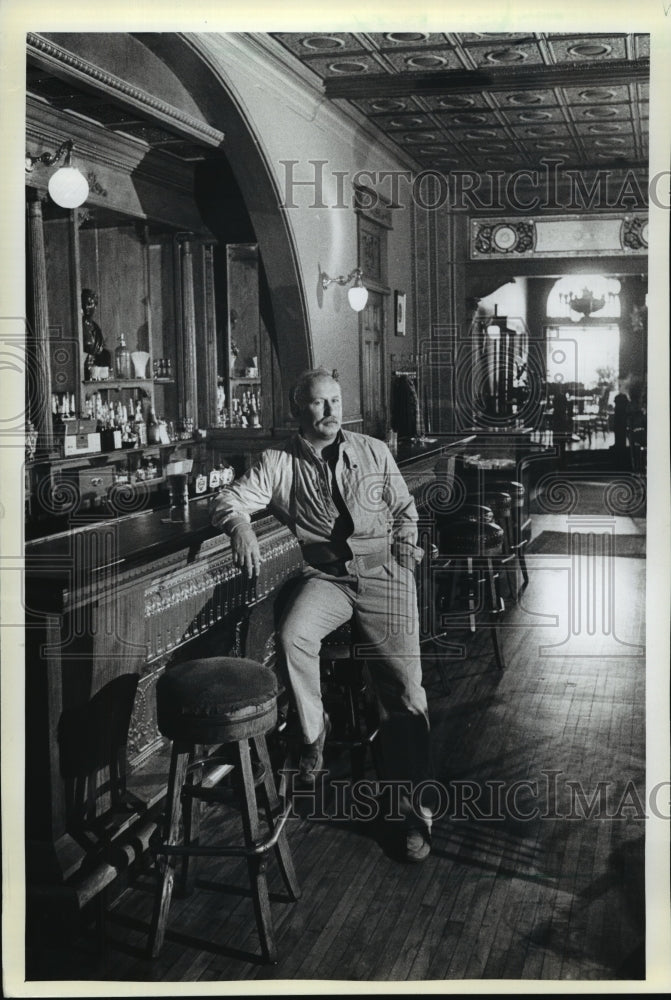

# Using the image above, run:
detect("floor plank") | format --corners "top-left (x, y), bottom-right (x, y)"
top-left (27, 520), bottom-right (647, 985)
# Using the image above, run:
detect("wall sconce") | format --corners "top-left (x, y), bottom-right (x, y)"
top-left (25, 139), bottom-right (89, 209)
top-left (321, 267), bottom-right (369, 312)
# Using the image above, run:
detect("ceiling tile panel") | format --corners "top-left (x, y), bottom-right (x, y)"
top-left (502, 106), bottom-right (568, 125)
top-left (568, 103), bottom-right (633, 123)
top-left (269, 33), bottom-right (365, 57)
top-left (510, 124), bottom-right (574, 141)
top-left (562, 84), bottom-right (631, 104)
top-left (397, 129), bottom-right (447, 146)
top-left (380, 49), bottom-right (463, 73)
top-left (350, 96), bottom-right (424, 115)
top-left (298, 54), bottom-right (383, 77)
top-left (461, 39), bottom-right (546, 68)
top-left (452, 127), bottom-right (513, 140)
top-left (573, 120), bottom-right (632, 136)
top-left (422, 93), bottom-right (491, 110)
top-left (370, 112), bottom-right (439, 131)
top-left (492, 89), bottom-right (559, 108)
top-left (455, 32), bottom-right (536, 43)
top-left (547, 36), bottom-right (628, 63)
top-left (366, 32), bottom-right (451, 49)
top-left (433, 109), bottom-right (503, 127)
top-left (269, 31), bottom-right (648, 174)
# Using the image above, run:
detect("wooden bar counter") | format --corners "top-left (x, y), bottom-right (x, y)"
top-left (24, 435), bottom-right (474, 925)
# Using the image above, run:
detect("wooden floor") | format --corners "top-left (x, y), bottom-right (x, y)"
top-left (28, 513), bottom-right (647, 984)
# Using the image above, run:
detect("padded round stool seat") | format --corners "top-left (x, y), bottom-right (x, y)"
top-left (439, 517), bottom-right (503, 556)
top-left (157, 657), bottom-right (278, 744)
top-left (493, 479), bottom-right (524, 503)
top-left (483, 490), bottom-right (512, 517)
top-left (320, 621), bottom-right (355, 661)
top-left (457, 503), bottom-right (495, 524)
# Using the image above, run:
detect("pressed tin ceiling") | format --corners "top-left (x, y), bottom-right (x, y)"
top-left (269, 32), bottom-right (649, 174)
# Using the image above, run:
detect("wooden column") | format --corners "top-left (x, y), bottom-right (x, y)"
top-left (201, 240), bottom-right (219, 427)
top-left (26, 193), bottom-right (54, 451)
top-left (176, 234), bottom-right (198, 426)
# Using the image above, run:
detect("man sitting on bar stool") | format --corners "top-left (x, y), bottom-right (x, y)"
top-left (212, 367), bottom-right (432, 862)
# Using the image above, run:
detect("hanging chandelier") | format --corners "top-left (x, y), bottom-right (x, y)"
top-left (560, 287), bottom-right (611, 318)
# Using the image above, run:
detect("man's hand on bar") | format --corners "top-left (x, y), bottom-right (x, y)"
top-left (230, 523), bottom-right (262, 577)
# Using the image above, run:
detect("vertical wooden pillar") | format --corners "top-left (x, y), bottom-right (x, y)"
top-left (176, 234), bottom-right (198, 426)
top-left (201, 240), bottom-right (219, 427)
top-left (26, 193), bottom-right (54, 452)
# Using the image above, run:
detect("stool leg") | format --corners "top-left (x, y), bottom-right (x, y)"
top-left (344, 669), bottom-right (368, 779)
top-left (466, 557), bottom-right (477, 633)
top-left (253, 735), bottom-right (301, 902)
top-left (485, 557), bottom-right (506, 671)
top-left (178, 754), bottom-right (203, 898)
top-left (513, 512), bottom-right (530, 588)
top-left (360, 669), bottom-right (382, 777)
top-left (148, 744), bottom-right (190, 958)
top-left (501, 514), bottom-right (519, 603)
top-left (237, 738), bottom-right (277, 964)
top-left (448, 558), bottom-right (461, 622)
top-left (517, 544), bottom-right (529, 587)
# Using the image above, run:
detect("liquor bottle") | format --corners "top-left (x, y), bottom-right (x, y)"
top-left (115, 334), bottom-right (132, 379)
top-left (146, 406), bottom-right (160, 444)
top-left (195, 460), bottom-right (208, 495)
top-left (208, 464), bottom-right (220, 491)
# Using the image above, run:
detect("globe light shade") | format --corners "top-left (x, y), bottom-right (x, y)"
top-left (48, 166), bottom-right (89, 209)
top-left (347, 285), bottom-right (368, 312)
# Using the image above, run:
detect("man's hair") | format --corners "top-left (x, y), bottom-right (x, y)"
top-left (289, 366), bottom-right (340, 417)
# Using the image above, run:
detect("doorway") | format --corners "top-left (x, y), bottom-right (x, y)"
top-left (545, 323), bottom-right (620, 450)
top-left (360, 289), bottom-right (385, 438)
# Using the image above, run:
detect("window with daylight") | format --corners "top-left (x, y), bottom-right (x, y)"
top-left (545, 274), bottom-right (621, 396)
top-left (546, 325), bottom-right (620, 391)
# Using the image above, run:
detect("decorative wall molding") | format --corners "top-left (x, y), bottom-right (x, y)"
top-left (471, 213), bottom-right (648, 259)
top-left (26, 98), bottom-right (203, 206)
top-left (143, 534), bottom-right (301, 662)
top-left (28, 32), bottom-right (225, 149)
top-left (621, 215), bottom-right (649, 251)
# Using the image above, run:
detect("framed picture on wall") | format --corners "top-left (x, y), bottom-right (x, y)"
top-left (395, 291), bottom-right (406, 336)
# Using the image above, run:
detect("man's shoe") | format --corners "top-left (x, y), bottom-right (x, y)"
top-left (404, 827), bottom-right (431, 863)
top-left (297, 714), bottom-right (331, 783)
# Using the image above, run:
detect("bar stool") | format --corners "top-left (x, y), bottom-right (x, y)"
top-left (483, 489), bottom-right (519, 602)
top-left (147, 656), bottom-right (301, 964)
top-left (492, 479), bottom-right (530, 590)
top-left (319, 621), bottom-right (381, 779)
top-left (435, 505), bottom-right (506, 670)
